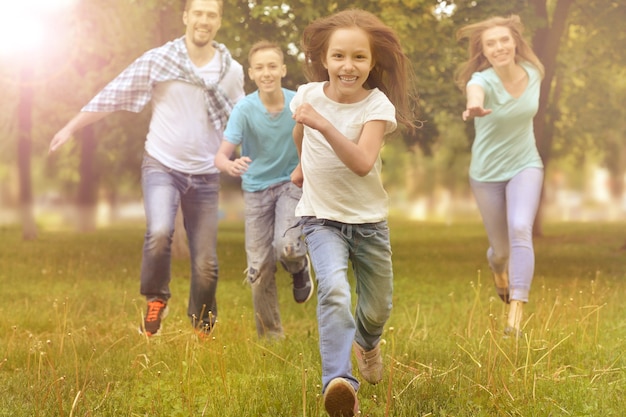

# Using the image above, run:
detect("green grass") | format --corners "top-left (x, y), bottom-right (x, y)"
top-left (0, 219), bottom-right (624, 416)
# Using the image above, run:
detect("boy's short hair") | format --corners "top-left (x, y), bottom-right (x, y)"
top-left (248, 40), bottom-right (284, 64)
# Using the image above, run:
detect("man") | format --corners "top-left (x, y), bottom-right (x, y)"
top-left (215, 41), bottom-right (313, 340)
top-left (49, 0), bottom-right (244, 336)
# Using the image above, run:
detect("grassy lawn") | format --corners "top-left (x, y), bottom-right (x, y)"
top-left (0, 219), bottom-right (624, 416)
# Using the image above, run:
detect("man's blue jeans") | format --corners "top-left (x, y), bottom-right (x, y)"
top-left (302, 217), bottom-right (393, 393)
top-left (140, 153), bottom-right (220, 327)
top-left (243, 181), bottom-right (306, 339)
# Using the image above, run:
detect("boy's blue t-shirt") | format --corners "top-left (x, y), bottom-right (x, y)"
top-left (223, 88), bottom-right (298, 192)
top-left (467, 61), bottom-right (543, 182)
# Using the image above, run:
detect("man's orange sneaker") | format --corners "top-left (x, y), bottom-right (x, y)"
top-left (140, 299), bottom-right (168, 336)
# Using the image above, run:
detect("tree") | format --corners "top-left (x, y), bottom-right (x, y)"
top-left (530, 0), bottom-right (574, 235)
top-left (5, 0), bottom-right (624, 233)
top-left (75, 125), bottom-right (98, 231)
top-left (553, 1), bottom-right (626, 201)
top-left (42, 0), bottom-right (167, 231)
top-left (17, 63), bottom-right (37, 240)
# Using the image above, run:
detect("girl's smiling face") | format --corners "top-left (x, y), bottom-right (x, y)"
top-left (322, 27), bottom-right (374, 103)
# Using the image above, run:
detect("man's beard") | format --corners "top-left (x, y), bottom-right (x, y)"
top-left (192, 36), bottom-right (211, 48)
top-left (191, 27), bottom-right (212, 47)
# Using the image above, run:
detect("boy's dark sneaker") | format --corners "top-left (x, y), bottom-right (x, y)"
top-left (292, 254), bottom-right (313, 303)
top-left (140, 299), bottom-right (169, 336)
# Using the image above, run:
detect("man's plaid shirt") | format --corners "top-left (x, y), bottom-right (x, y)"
top-left (83, 37), bottom-right (235, 132)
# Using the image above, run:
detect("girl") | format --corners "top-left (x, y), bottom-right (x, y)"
top-left (290, 9), bottom-right (417, 417)
top-left (455, 15), bottom-right (545, 339)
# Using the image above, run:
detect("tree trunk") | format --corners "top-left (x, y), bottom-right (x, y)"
top-left (530, 0), bottom-right (574, 236)
top-left (105, 187), bottom-right (120, 223)
top-left (604, 129), bottom-right (626, 201)
top-left (17, 64), bottom-right (37, 241)
top-left (76, 125), bottom-right (99, 232)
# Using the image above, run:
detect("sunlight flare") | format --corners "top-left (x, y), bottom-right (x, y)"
top-left (0, 0), bottom-right (78, 56)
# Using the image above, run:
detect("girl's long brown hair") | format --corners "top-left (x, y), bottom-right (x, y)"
top-left (301, 9), bottom-right (418, 132)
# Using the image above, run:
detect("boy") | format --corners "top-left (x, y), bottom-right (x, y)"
top-left (215, 41), bottom-right (312, 339)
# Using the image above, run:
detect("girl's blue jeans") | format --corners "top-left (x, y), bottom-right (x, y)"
top-left (302, 217), bottom-right (393, 392)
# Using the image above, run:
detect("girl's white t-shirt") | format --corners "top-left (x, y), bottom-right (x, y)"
top-left (290, 82), bottom-right (397, 224)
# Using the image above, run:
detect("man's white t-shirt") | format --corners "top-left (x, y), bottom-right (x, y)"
top-left (146, 50), bottom-right (244, 175)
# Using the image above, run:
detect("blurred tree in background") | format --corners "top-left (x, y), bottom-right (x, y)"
top-left (0, 0), bottom-right (624, 237)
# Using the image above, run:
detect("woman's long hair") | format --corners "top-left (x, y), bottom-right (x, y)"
top-left (454, 14), bottom-right (544, 91)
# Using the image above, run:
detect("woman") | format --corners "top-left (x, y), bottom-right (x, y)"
top-left (456, 15), bottom-right (545, 338)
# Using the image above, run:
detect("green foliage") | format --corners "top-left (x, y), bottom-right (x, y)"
top-left (0, 220), bottom-right (625, 415)
top-left (550, 1), bottom-right (626, 196)
top-left (3, 0), bottom-right (626, 213)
